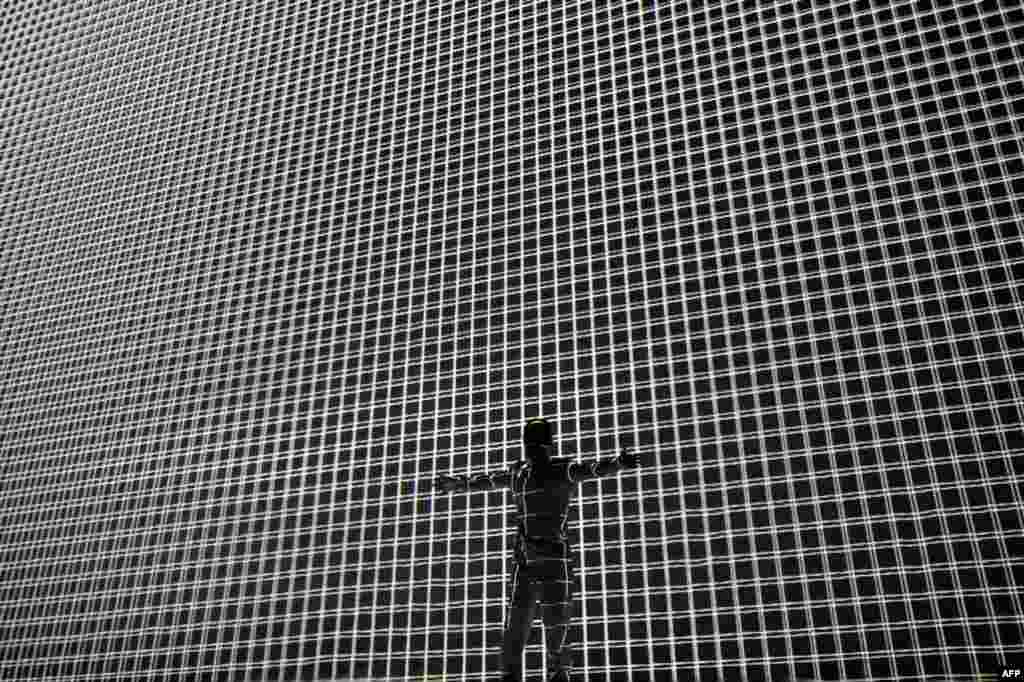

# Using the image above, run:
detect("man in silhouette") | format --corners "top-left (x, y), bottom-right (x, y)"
top-left (434, 417), bottom-right (640, 682)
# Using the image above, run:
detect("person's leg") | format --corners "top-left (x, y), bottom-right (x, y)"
top-left (501, 561), bottom-right (540, 681)
top-left (539, 556), bottom-right (574, 680)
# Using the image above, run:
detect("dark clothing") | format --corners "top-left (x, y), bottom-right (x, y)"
top-left (458, 454), bottom-right (625, 679)
top-left (503, 553), bottom-right (573, 680)
top-left (462, 455), bottom-right (625, 551)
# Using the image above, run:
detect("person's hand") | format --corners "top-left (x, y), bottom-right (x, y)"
top-left (434, 475), bottom-right (462, 493)
top-left (619, 448), bottom-right (639, 468)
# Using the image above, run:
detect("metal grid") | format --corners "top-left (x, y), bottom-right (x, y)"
top-left (1, 1), bottom-right (1022, 680)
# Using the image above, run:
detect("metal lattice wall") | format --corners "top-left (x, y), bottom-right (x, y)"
top-left (2, 1), bottom-right (1022, 680)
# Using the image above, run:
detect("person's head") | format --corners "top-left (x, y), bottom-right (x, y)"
top-left (522, 417), bottom-right (555, 465)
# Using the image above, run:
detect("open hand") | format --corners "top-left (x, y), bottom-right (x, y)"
top-left (619, 448), bottom-right (639, 468)
top-left (434, 475), bottom-right (461, 493)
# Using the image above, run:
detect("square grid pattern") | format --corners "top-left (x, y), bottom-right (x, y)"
top-left (1, 1), bottom-right (1022, 680)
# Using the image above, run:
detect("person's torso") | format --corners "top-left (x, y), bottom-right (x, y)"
top-left (510, 458), bottom-right (575, 546)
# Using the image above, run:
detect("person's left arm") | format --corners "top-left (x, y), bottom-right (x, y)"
top-left (433, 467), bottom-right (513, 493)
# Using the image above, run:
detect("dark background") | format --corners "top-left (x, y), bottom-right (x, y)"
top-left (2, 1), bottom-right (1022, 680)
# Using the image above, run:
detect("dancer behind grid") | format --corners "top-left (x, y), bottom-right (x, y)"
top-left (434, 417), bottom-right (640, 682)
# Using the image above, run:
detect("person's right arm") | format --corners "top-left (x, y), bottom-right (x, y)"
top-left (434, 467), bottom-right (512, 493)
top-left (568, 448), bottom-right (638, 482)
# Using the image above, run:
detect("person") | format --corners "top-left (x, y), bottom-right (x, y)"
top-left (433, 417), bottom-right (640, 682)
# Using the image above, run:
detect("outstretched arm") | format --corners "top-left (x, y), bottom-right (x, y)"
top-left (569, 448), bottom-right (639, 482)
top-left (433, 468), bottom-right (512, 494)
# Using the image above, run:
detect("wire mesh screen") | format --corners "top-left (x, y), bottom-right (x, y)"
top-left (1, 1), bottom-right (1022, 680)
